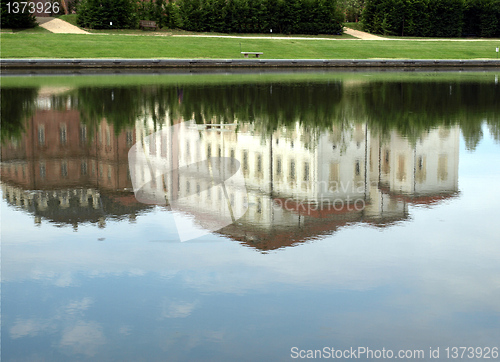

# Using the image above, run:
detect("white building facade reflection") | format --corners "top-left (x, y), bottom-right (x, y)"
top-left (1, 91), bottom-right (459, 249)
top-left (132, 115), bottom-right (459, 250)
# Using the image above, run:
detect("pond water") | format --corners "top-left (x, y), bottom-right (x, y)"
top-left (1, 70), bottom-right (500, 361)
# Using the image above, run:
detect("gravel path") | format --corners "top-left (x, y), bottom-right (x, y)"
top-left (343, 27), bottom-right (388, 40)
top-left (37, 17), bottom-right (89, 34)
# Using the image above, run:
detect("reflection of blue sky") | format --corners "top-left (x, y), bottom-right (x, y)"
top-left (2, 131), bottom-right (500, 361)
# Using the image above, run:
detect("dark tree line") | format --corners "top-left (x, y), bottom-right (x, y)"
top-left (3, 79), bottom-right (499, 152)
top-left (176, 0), bottom-right (343, 34)
top-left (361, 0), bottom-right (500, 37)
top-left (1, 0), bottom-right (37, 28)
top-left (76, 0), bottom-right (343, 34)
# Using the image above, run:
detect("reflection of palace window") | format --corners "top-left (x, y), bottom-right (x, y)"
top-left (290, 160), bottom-right (296, 181)
top-left (276, 157), bottom-right (282, 178)
top-left (354, 160), bottom-right (363, 182)
top-left (81, 161), bottom-right (88, 176)
top-left (38, 125), bottom-right (45, 146)
top-left (60, 124), bottom-right (67, 145)
top-left (438, 155), bottom-right (448, 181)
top-left (61, 161), bottom-right (68, 178)
top-left (126, 131), bottom-right (133, 147)
top-left (256, 154), bottom-right (262, 175)
top-left (304, 162), bottom-right (310, 182)
top-left (39, 162), bottom-right (46, 179)
top-left (242, 150), bottom-right (249, 175)
top-left (80, 125), bottom-right (87, 144)
top-left (383, 150), bottom-right (390, 174)
top-left (397, 155), bottom-right (406, 182)
top-left (207, 144), bottom-right (212, 158)
top-left (416, 155), bottom-right (426, 183)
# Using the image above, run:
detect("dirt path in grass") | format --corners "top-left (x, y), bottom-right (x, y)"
top-left (37, 17), bottom-right (89, 34)
top-left (343, 27), bottom-right (388, 40)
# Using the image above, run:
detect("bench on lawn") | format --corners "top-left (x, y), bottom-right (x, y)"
top-left (241, 52), bottom-right (263, 58)
top-left (139, 20), bottom-right (158, 31)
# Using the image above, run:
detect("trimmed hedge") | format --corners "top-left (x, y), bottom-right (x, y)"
top-left (361, 0), bottom-right (500, 37)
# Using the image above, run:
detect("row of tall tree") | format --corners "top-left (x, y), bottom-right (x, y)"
top-left (361, 0), bottom-right (500, 37)
top-left (77, 0), bottom-right (344, 34)
top-left (176, 0), bottom-right (343, 34)
top-left (1, 0), bottom-right (37, 28)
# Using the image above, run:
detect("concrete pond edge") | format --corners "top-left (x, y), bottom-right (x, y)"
top-left (2, 58), bottom-right (500, 69)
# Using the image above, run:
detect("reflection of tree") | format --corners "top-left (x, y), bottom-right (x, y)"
top-left (344, 81), bottom-right (499, 148)
top-left (3, 79), bottom-right (498, 150)
top-left (487, 119), bottom-right (500, 145)
top-left (77, 87), bottom-right (143, 135)
top-left (163, 82), bottom-right (344, 132)
top-left (0, 87), bottom-right (38, 143)
top-left (461, 117), bottom-right (484, 151)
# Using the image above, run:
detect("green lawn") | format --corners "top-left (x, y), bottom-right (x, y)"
top-left (1, 33), bottom-right (499, 59)
top-left (0, 26), bottom-right (51, 34)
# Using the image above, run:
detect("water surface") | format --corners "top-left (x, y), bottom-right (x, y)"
top-left (1, 71), bottom-right (500, 361)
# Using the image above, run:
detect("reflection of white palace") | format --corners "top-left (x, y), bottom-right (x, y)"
top-left (133, 116), bottom-right (459, 251)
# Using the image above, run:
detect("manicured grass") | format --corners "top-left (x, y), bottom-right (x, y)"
top-left (84, 27), bottom-right (355, 38)
top-left (1, 33), bottom-right (500, 59)
top-left (0, 26), bottom-right (51, 34)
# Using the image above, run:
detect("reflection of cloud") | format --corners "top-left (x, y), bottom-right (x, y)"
top-left (60, 321), bottom-right (106, 357)
top-left (9, 299), bottom-right (106, 357)
top-left (159, 328), bottom-right (226, 358)
top-left (119, 326), bottom-right (132, 335)
top-left (10, 319), bottom-right (52, 339)
top-left (54, 272), bottom-right (75, 287)
top-left (64, 297), bottom-right (94, 316)
top-left (161, 300), bottom-right (198, 319)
